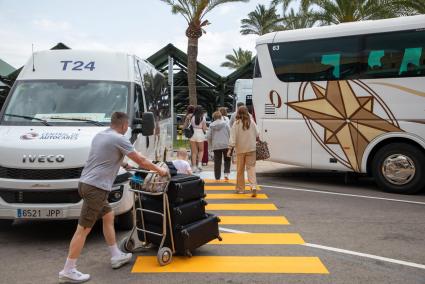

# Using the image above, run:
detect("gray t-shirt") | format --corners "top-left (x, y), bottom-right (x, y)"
top-left (80, 128), bottom-right (135, 191)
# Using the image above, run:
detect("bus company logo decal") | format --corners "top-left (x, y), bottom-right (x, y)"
top-left (20, 132), bottom-right (39, 140)
top-left (287, 80), bottom-right (403, 172)
top-left (20, 132), bottom-right (79, 141)
top-left (265, 90), bottom-right (282, 115)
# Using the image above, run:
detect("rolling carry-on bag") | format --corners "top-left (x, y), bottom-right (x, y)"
top-left (174, 213), bottom-right (221, 256)
top-left (139, 195), bottom-right (208, 228)
top-left (167, 174), bottom-right (206, 204)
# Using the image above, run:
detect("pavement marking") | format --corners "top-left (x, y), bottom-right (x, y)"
top-left (219, 216), bottom-right (289, 225)
top-left (304, 243), bottom-right (425, 270)
top-left (205, 185), bottom-right (261, 191)
top-left (209, 233), bottom-right (305, 245)
top-left (206, 193), bottom-right (268, 200)
top-left (260, 184), bottom-right (425, 206)
top-left (204, 179), bottom-right (247, 183)
top-left (219, 227), bottom-right (250, 234)
top-left (219, 227), bottom-right (425, 270)
top-left (132, 256), bottom-right (329, 274)
top-left (206, 203), bottom-right (278, 211)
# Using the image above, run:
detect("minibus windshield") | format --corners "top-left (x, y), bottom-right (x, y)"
top-left (1, 80), bottom-right (129, 126)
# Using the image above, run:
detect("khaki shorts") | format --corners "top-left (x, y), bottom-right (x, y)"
top-left (78, 182), bottom-right (112, 228)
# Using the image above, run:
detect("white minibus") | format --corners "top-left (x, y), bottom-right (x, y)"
top-left (0, 50), bottom-right (172, 228)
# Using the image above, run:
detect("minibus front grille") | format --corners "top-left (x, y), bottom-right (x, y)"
top-left (0, 167), bottom-right (84, 180)
top-left (0, 189), bottom-right (81, 204)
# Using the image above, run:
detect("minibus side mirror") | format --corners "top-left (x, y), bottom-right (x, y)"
top-left (132, 112), bottom-right (155, 136)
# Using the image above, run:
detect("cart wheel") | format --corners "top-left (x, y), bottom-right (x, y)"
top-left (157, 247), bottom-right (173, 266)
top-left (119, 237), bottom-right (135, 253)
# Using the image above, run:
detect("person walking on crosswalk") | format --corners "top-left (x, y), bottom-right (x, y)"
top-left (228, 106), bottom-right (259, 197)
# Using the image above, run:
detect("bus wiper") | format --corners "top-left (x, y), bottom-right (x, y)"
top-left (3, 113), bottom-right (51, 126)
top-left (49, 117), bottom-right (105, 126)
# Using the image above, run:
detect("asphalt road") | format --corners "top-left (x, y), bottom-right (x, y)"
top-left (1, 168), bottom-right (424, 284)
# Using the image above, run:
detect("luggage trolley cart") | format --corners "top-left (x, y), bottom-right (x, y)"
top-left (120, 168), bottom-right (175, 266)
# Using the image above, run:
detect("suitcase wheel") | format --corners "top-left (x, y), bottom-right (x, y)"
top-left (185, 249), bottom-right (193, 258)
top-left (119, 236), bottom-right (135, 253)
top-left (217, 235), bottom-right (223, 242)
top-left (157, 247), bottom-right (173, 266)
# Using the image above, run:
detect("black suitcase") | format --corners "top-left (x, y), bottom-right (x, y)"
top-left (139, 195), bottom-right (208, 229)
top-left (174, 213), bottom-right (221, 256)
top-left (168, 174), bottom-right (206, 204)
top-left (137, 214), bottom-right (221, 256)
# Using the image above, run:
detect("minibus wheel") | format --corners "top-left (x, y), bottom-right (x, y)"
top-left (116, 210), bottom-right (134, 231)
top-left (371, 143), bottom-right (425, 194)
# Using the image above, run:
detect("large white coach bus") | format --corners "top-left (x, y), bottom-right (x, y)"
top-left (253, 15), bottom-right (425, 194)
top-left (0, 50), bottom-right (172, 228)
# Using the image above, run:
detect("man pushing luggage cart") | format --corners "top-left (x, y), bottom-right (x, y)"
top-left (59, 112), bottom-right (167, 284)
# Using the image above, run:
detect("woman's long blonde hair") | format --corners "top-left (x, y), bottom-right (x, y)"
top-left (236, 106), bottom-right (251, 130)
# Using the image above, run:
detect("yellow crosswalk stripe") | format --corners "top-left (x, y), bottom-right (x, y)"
top-left (206, 193), bottom-right (268, 200)
top-left (209, 233), bottom-right (304, 245)
top-left (132, 256), bottom-right (329, 274)
top-left (206, 203), bottom-right (278, 211)
top-left (219, 216), bottom-right (289, 225)
top-left (205, 185), bottom-right (261, 191)
top-left (204, 179), bottom-right (245, 183)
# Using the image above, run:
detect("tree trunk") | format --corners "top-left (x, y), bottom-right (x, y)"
top-left (187, 36), bottom-right (198, 106)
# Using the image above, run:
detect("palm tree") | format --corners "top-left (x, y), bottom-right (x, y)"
top-left (240, 4), bottom-right (282, 36)
top-left (300, 0), bottom-right (417, 25)
top-left (389, 0), bottom-right (425, 15)
top-left (271, 0), bottom-right (316, 29)
top-left (221, 48), bottom-right (253, 70)
top-left (160, 0), bottom-right (249, 106)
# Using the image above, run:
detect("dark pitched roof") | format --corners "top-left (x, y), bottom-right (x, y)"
top-left (0, 59), bottom-right (16, 76)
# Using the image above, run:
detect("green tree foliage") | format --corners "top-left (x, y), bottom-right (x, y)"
top-left (160, 0), bottom-right (249, 105)
top-left (221, 48), bottom-right (253, 70)
top-left (240, 4), bottom-right (282, 35)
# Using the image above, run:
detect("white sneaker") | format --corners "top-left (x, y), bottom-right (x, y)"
top-left (111, 252), bottom-right (132, 269)
top-left (59, 268), bottom-right (90, 283)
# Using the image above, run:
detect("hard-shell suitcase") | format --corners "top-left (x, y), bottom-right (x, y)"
top-left (168, 174), bottom-right (206, 204)
top-left (137, 214), bottom-right (221, 256)
top-left (174, 213), bottom-right (221, 256)
top-left (140, 195), bottom-right (208, 229)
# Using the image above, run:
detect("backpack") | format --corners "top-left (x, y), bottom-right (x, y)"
top-left (184, 123), bottom-right (194, 139)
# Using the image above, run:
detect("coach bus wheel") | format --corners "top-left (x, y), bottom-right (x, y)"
top-left (371, 143), bottom-right (425, 194)
top-left (116, 210), bottom-right (134, 231)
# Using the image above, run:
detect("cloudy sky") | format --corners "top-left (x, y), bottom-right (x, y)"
top-left (0, 0), bottom-right (290, 76)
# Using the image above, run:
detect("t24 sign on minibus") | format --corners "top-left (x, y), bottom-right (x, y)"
top-left (61, 61), bottom-right (95, 71)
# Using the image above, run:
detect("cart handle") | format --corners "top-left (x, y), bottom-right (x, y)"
top-left (127, 168), bottom-right (158, 174)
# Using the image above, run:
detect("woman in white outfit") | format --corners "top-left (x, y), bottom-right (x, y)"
top-left (190, 105), bottom-right (207, 172)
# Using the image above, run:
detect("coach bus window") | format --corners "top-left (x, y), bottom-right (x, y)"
top-left (361, 30), bottom-right (425, 78)
top-left (399, 47), bottom-right (422, 76)
top-left (367, 50), bottom-right (385, 69)
top-left (268, 36), bottom-right (360, 82)
top-left (321, 54), bottom-right (341, 79)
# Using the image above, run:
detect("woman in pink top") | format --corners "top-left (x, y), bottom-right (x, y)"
top-left (190, 105), bottom-right (207, 172)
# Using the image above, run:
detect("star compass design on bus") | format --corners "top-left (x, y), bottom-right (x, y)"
top-left (287, 80), bottom-right (403, 172)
